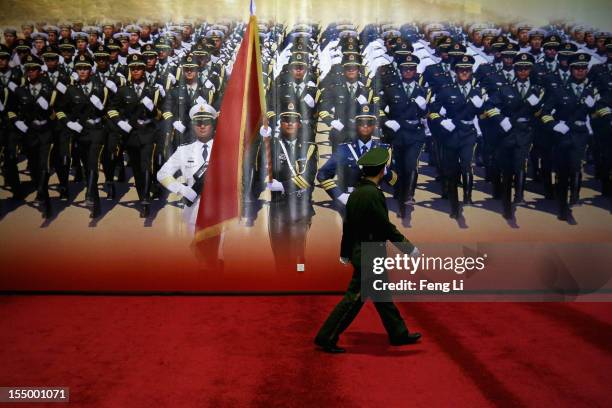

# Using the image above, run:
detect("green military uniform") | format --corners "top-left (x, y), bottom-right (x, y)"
top-left (315, 147), bottom-right (421, 353)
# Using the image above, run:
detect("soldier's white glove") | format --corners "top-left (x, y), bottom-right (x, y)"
top-left (67, 121), bottom-right (83, 133)
top-left (259, 125), bottom-right (272, 138)
top-left (526, 94), bottom-right (540, 106)
top-left (56, 82), bottom-right (67, 94)
top-left (385, 120), bottom-right (400, 132)
top-left (90, 94), bottom-right (104, 111)
top-left (414, 95), bottom-right (427, 110)
top-left (470, 95), bottom-right (484, 108)
top-left (337, 193), bottom-right (350, 205)
top-left (15, 120), bottom-right (28, 133)
top-left (36, 96), bottom-right (49, 110)
top-left (441, 118), bottom-right (456, 132)
top-left (409, 246), bottom-right (421, 258)
top-left (339, 257), bottom-right (350, 265)
top-left (0, 99), bottom-right (4, 112)
top-left (195, 95), bottom-right (207, 105)
top-left (180, 184), bottom-right (198, 202)
top-left (500, 117), bottom-right (512, 132)
top-left (141, 96), bottom-right (154, 111)
top-left (303, 93), bottom-right (315, 108)
top-left (71, 72), bottom-right (78, 81)
top-left (553, 121), bottom-right (570, 135)
top-left (173, 120), bottom-right (186, 133)
top-left (167, 73), bottom-right (177, 85)
top-left (267, 178), bottom-right (284, 192)
top-left (155, 83), bottom-right (166, 98)
top-left (356, 94), bottom-right (368, 105)
top-left (117, 120), bottom-right (132, 133)
top-left (584, 95), bottom-right (595, 108)
top-left (8, 81), bottom-right (17, 92)
top-left (330, 119), bottom-right (344, 131)
top-left (105, 79), bottom-right (117, 93)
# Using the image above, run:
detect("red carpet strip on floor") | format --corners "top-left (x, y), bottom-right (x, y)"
top-left (0, 296), bottom-right (610, 407)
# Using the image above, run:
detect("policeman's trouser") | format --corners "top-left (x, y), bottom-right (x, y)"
top-left (126, 143), bottom-right (154, 204)
top-left (315, 266), bottom-right (409, 345)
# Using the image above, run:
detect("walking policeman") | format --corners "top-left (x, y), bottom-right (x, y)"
top-left (314, 147), bottom-right (421, 353)
top-left (107, 54), bottom-right (162, 218)
top-left (487, 53), bottom-right (545, 219)
top-left (55, 54), bottom-right (109, 218)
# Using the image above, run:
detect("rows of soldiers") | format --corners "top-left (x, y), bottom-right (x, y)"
top-left (0, 20), bottom-right (611, 234)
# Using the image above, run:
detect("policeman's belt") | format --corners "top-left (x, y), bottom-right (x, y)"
top-left (32, 120), bottom-right (48, 126)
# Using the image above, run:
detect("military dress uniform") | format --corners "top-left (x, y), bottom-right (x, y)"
top-left (314, 147), bottom-right (421, 354)
top-left (8, 55), bottom-right (57, 218)
top-left (107, 54), bottom-right (162, 217)
top-left (317, 104), bottom-right (397, 211)
top-left (487, 53), bottom-right (545, 219)
top-left (318, 53), bottom-right (377, 151)
top-left (540, 53), bottom-right (609, 220)
top-left (253, 102), bottom-right (318, 270)
top-left (380, 55), bottom-right (430, 215)
top-left (55, 54), bottom-right (109, 218)
top-left (428, 55), bottom-right (492, 218)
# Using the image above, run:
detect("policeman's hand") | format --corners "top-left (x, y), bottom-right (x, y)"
top-left (36, 96), bottom-right (49, 110)
top-left (173, 120), bottom-right (186, 133)
top-left (337, 193), bottom-right (350, 205)
top-left (180, 184), bottom-right (198, 203)
top-left (339, 257), bottom-right (350, 265)
top-left (356, 95), bottom-right (368, 105)
top-left (414, 95), bottom-right (427, 110)
top-left (259, 125), bottom-right (272, 138)
top-left (584, 95), bottom-right (595, 108)
top-left (330, 119), bottom-right (344, 131)
top-left (441, 118), bottom-right (456, 132)
top-left (553, 121), bottom-right (570, 135)
top-left (303, 93), bottom-right (315, 108)
top-left (67, 121), bottom-right (83, 133)
top-left (470, 95), bottom-right (484, 108)
top-left (500, 117), bottom-right (512, 132)
top-left (526, 94), bottom-right (540, 106)
top-left (56, 82), bottom-right (67, 94)
top-left (267, 179), bottom-right (285, 192)
top-left (141, 96), bottom-right (154, 111)
top-left (90, 95), bottom-right (104, 111)
top-left (117, 120), bottom-right (132, 133)
top-left (105, 79), bottom-right (117, 93)
top-left (385, 120), bottom-right (401, 132)
top-left (15, 120), bottom-right (28, 133)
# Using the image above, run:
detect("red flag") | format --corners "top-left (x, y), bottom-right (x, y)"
top-left (194, 16), bottom-right (266, 243)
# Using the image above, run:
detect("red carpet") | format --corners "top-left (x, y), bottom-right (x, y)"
top-left (0, 296), bottom-right (610, 407)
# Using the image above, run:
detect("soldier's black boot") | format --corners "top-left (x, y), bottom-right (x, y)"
top-left (57, 156), bottom-right (70, 201)
top-left (4, 157), bottom-right (23, 200)
top-left (448, 179), bottom-right (460, 219)
top-left (569, 171), bottom-right (581, 207)
top-left (513, 170), bottom-right (526, 205)
top-left (85, 171), bottom-right (101, 218)
top-left (502, 173), bottom-right (513, 220)
top-left (140, 171), bottom-right (152, 218)
top-left (35, 172), bottom-right (51, 219)
top-left (543, 170), bottom-right (554, 199)
top-left (557, 177), bottom-right (570, 221)
top-left (491, 168), bottom-right (501, 199)
top-left (407, 170), bottom-right (418, 205)
top-left (462, 171), bottom-right (473, 205)
top-left (440, 177), bottom-right (448, 199)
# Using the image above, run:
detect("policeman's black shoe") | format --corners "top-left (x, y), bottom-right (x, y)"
top-left (557, 207), bottom-right (570, 221)
top-left (399, 203), bottom-right (406, 219)
top-left (41, 199), bottom-right (52, 219)
top-left (503, 207), bottom-right (513, 220)
top-left (314, 339), bottom-right (346, 354)
top-left (390, 332), bottom-right (422, 346)
top-left (450, 207), bottom-right (460, 219)
top-left (244, 218), bottom-right (254, 227)
top-left (90, 200), bottom-right (101, 219)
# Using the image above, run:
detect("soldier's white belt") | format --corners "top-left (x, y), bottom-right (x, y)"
top-left (32, 120), bottom-right (48, 126)
top-left (573, 121), bottom-right (586, 126)
top-left (86, 118), bottom-right (102, 125)
top-left (459, 120), bottom-right (474, 125)
top-left (515, 118), bottom-right (529, 123)
top-left (136, 119), bottom-right (152, 125)
top-left (404, 120), bottom-right (420, 125)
